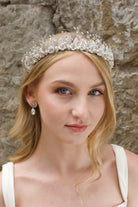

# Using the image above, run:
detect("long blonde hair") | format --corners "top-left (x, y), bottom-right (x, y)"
top-left (9, 39), bottom-right (116, 179)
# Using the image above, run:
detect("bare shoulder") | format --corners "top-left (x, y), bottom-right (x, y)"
top-left (125, 149), bottom-right (138, 174)
top-left (0, 171), bottom-right (5, 207)
top-left (125, 149), bottom-right (138, 206)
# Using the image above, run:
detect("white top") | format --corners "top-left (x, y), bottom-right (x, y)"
top-left (1, 144), bottom-right (128, 207)
top-left (111, 144), bottom-right (128, 207)
top-left (2, 162), bottom-right (15, 207)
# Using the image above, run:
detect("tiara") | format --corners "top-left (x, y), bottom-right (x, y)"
top-left (21, 32), bottom-right (114, 71)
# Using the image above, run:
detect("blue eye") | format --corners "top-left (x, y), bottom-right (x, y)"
top-left (89, 89), bottom-right (103, 96)
top-left (56, 88), bottom-right (71, 95)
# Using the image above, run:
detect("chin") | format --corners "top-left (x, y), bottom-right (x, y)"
top-left (61, 136), bottom-right (88, 146)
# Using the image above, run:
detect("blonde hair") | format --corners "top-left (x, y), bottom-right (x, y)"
top-left (9, 34), bottom-right (116, 181)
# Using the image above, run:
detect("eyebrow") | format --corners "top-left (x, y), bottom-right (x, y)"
top-left (50, 80), bottom-right (105, 89)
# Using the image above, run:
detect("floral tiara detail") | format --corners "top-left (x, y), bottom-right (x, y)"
top-left (21, 32), bottom-right (114, 72)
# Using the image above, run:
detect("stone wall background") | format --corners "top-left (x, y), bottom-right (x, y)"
top-left (0, 0), bottom-right (137, 167)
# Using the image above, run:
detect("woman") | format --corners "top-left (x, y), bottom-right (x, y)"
top-left (0, 32), bottom-right (137, 207)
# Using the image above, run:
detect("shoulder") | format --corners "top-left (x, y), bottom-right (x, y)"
top-left (125, 149), bottom-right (138, 167)
top-left (125, 149), bottom-right (138, 178)
top-left (125, 149), bottom-right (138, 206)
top-left (0, 170), bottom-right (5, 207)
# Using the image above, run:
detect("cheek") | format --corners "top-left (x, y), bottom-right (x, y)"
top-left (100, 99), bottom-right (105, 114)
top-left (90, 100), bottom-right (105, 132)
top-left (38, 96), bottom-right (65, 121)
top-left (92, 98), bottom-right (105, 119)
top-left (93, 97), bottom-right (105, 109)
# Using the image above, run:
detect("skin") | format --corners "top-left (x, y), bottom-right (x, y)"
top-left (0, 53), bottom-right (138, 207)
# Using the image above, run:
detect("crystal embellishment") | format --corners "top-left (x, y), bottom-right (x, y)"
top-left (22, 32), bottom-right (114, 72)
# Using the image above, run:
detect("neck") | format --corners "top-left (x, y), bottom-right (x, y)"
top-left (29, 131), bottom-right (92, 176)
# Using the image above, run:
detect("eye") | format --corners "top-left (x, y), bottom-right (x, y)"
top-left (55, 87), bottom-right (71, 95)
top-left (89, 89), bottom-right (103, 96)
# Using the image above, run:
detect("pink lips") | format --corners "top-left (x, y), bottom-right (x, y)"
top-left (65, 124), bottom-right (88, 132)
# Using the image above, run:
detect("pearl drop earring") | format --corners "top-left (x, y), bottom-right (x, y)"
top-left (31, 102), bottom-right (36, 115)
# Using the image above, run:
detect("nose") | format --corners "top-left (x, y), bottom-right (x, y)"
top-left (71, 97), bottom-right (89, 122)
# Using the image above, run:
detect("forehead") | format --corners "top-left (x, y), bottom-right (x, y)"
top-left (41, 53), bottom-right (103, 85)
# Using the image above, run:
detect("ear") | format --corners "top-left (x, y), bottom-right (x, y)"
top-left (25, 85), bottom-right (37, 107)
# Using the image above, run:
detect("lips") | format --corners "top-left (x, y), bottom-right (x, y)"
top-left (65, 124), bottom-right (88, 132)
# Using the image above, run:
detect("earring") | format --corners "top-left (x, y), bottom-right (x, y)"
top-left (31, 102), bottom-right (36, 115)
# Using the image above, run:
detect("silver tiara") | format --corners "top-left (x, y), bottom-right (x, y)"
top-left (21, 32), bottom-right (114, 72)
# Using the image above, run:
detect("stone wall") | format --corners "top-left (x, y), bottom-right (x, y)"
top-left (0, 0), bottom-right (137, 167)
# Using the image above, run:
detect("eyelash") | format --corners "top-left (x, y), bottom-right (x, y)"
top-left (55, 88), bottom-right (71, 95)
top-left (55, 87), bottom-right (104, 96)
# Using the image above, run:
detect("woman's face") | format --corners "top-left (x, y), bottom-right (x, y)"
top-left (27, 53), bottom-right (105, 145)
